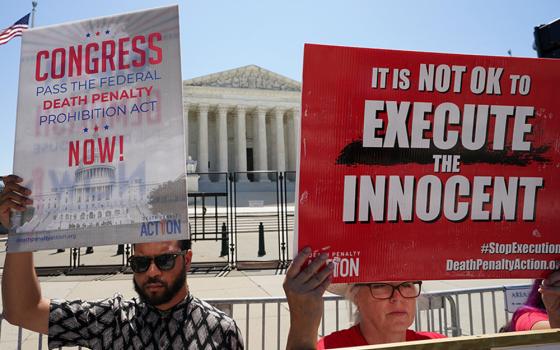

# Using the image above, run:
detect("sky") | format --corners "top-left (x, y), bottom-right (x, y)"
top-left (0, 0), bottom-right (558, 176)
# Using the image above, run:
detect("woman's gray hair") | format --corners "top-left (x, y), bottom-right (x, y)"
top-left (344, 284), bottom-right (362, 324)
top-left (344, 284), bottom-right (360, 302)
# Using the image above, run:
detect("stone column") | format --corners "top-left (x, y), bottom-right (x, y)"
top-left (235, 105), bottom-right (248, 182)
top-left (217, 105), bottom-right (228, 181)
top-left (183, 103), bottom-right (190, 162)
top-left (197, 104), bottom-right (209, 181)
top-left (255, 106), bottom-right (269, 182)
top-left (288, 108), bottom-right (300, 181)
top-left (274, 108), bottom-right (286, 172)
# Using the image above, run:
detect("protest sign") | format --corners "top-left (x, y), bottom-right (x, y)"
top-left (9, 5), bottom-right (188, 251)
top-left (504, 285), bottom-right (533, 313)
top-left (297, 44), bottom-right (560, 282)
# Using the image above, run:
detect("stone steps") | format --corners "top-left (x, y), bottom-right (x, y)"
top-left (189, 216), bottom-right (294, 233)
top-left (189, 212), bottom-right (294, 235)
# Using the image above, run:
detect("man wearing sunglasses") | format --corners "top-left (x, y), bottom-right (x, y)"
top-left (0, 175), bottom-right (243, 349)
top-left (283, 248), bottom-right (444, 349)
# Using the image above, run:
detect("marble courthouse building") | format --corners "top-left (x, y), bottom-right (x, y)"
top-left (183, 65), bottom-right (301, 186)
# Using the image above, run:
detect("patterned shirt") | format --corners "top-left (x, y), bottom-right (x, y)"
top-left (48, 293), bottom-right (244, 350)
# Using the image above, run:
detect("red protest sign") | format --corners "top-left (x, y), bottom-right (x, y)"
top-left (297, 43), bottom-right (560, 283)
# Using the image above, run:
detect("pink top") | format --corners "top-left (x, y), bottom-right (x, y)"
top-left (514, 310), bottom-right (549, 331)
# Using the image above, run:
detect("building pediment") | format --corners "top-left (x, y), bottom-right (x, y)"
top-left (184, 65), bottom-right (301, 92)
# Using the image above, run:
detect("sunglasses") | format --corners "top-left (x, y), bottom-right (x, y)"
top-left (128, 251), bottom-right (186, 273)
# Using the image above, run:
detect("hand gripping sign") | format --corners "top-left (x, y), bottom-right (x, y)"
top-left (9, 6), bottom-right (188, 252)
top-left (296, 44), bottom-right (560, 283)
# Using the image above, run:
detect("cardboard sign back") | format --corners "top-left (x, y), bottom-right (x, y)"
top-left (345, 329), bottom-right (560, 350)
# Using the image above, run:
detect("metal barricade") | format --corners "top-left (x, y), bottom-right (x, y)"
top-left (414, 284), bottom-right (531, 337)
top-left (189, 171), bottom-right (229, 243)
top-left (0, 284), bottom-right (532, 350)
top-left (230, 171), bottom-right (290, 269)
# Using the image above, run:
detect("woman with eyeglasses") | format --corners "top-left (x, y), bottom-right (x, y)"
top-left (283, 248), bottom-right (445, 350)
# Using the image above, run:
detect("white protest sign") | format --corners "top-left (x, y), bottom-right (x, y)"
top-left (504, 285), bottom-right (533, 313)
top-left (9, 5), bottom-right (188, 251)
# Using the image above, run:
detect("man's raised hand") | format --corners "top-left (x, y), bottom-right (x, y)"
top-left (0, 175), bottom-right (32, 229)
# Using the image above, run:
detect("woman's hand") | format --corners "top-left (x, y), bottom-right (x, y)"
top-left (283, 247), bottom-right (333, 350)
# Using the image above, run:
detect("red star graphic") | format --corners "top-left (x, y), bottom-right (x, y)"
top-left (94, 125), bottom-right (99, 132)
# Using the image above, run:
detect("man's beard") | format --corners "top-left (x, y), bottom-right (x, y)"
top-left (133, 264), bottom-right (186, 307)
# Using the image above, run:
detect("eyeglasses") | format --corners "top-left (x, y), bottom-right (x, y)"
top-left (357, 281), bottom-right (422, 300)
top-left (128, 251), bottom-right (186, 273)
